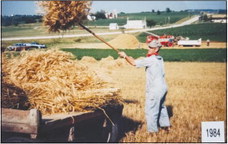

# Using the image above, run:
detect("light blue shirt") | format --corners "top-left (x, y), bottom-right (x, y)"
top-left (135, 55), bottom-right (167, 97)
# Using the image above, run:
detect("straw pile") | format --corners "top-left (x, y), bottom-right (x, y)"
top-left (108, 34), bottom-right (140, 49)
top-left (115, 58), bottom-right (127, 66)
top-left (80, 56), bottom-right (97, 63)
top-left (99, 56), bottom-right (126, 69)
top-left (100, 56), bottom-right (115, 61)
top-left (38, 1), bottom-right (91, 32)
top-left (2, 50), bottom-right (122, 115)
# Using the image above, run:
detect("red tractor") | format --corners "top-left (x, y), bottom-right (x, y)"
top-left (145, 32), bottom-right (175, 47)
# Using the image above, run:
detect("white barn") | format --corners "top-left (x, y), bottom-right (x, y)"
top-left (124, 18), bottom-right (147, 29)
top-left (109, 23), bottom-right (119, 30)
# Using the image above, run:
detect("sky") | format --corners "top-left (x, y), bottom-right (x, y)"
top-left (1, 1), bottom-right (227, 16)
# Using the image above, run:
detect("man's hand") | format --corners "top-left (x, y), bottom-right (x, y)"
top-left (118, 51), bottom-right (136, 66)
top-left (118, 51), bottom-right (127, 58)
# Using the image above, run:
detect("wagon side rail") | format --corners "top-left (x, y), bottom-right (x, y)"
top-left (1, 108), bottom-right (41, 139)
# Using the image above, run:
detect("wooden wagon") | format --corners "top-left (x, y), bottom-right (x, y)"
top-left (1, 104), bottom-right (123, 142)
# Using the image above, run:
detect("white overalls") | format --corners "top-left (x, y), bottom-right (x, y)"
top-left (135, 55), bottom-right (170, 132)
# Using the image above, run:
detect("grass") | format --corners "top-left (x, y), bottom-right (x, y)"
top-left (1, 34), bottom-right (118, 50)
top-left (1, 24), bottom-right (119, 38)
top-left (2, 23), bottom-right (226, 52)
top-left (87, 12), bottom-right (190, 26)
top-left (61, 48), bottom-right (227, 62)
top-left (137, 23), bottom-right (227, 42)
top-left (2, 23), bottom-right (48, 37)
top-left (1, 11), bottom-right (190, 38)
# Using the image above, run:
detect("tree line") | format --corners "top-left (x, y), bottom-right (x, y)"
top-left (2, 7), bottom-right (174, 27)
top-left (2, 15), bottom-right (42, 26)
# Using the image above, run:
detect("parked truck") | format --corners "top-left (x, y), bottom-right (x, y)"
top-left (177, 38), bottom-right (202, 47)
top-left (6, 42), bottom-right (46, 51)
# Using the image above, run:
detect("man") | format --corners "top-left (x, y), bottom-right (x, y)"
top-left (207, 39), bottom-right (210, 46)
top-left (118, 40), bottom-right (171, 133)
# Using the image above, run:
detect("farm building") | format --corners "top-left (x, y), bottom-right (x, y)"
top-left (124, 18), bottom-right (147, 29)
top-left (109, 23), bottom-right (119, 30)
top-left (87, 15), bottom-right (96, 21)
top-left (211, 14), bottom-right (227, 23)
top-left (207, 14), bottom-right (227, 23)
top-left (105, 10), bottom-right (118, 19)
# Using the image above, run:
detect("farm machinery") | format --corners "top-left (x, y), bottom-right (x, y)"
top-left (145, 32), bottom-right (175, 47)
top-left (144, 31), bottom-right (202, 47)
top-left (177, 38), bottom-right (202, 47)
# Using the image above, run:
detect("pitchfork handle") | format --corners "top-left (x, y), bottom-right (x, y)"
top-left (78, 23), bottom-right (120, 53)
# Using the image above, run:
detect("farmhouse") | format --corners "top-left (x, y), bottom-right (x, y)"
top-left (124, 18), bottom-right (147, 29)
top-left (105, 10), bottom-right (118, 19)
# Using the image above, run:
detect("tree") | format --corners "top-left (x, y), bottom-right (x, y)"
top-left (2, 15), bottom-right (42, 26)
top-left (166, 8), bottom-right (171, 13)
top-left (157, 10), bottom-right (161, 15)
top-left (94, 10), bottom-right (106, 20)
top-left (146, 19), bottom-right (156, 28)
top-left (151, 9), bottom-right (155, 13)
top-left (2, 16), bottom-right (12, 26)
top-left (199, 14), bottom-right (212, 22)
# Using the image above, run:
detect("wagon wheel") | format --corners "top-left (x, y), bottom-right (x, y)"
top-left (101, 118), bottom-right (120, 142)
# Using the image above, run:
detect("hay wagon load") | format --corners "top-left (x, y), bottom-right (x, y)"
top-left (2, 50), bottom-right (123, 142)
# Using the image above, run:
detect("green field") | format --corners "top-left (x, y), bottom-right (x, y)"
top-left (2, 22), bottom-right (226, 51)
top-left (2, 22), bottom-right (226, 50)
top-left (2, 11), bottom-right (190, 38)
top-left (1, 24), bottom-right (117, 38)
top-left (86, 12), bottom-right (190, 26)
top-left (61, 48), bottom-right (227, 62)
top-left (2, 23), bottom-right (49, 37)
top-left (137, 23), bottom-right (227, 42)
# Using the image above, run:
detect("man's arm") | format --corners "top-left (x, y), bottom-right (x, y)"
top-left (125, 55), bottom-right (136, 66)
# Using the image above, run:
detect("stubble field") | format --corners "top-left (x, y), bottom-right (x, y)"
top-left (2, 49), bottom-right (226, 142)
top-left (84, 58), bottom-right (226, 142)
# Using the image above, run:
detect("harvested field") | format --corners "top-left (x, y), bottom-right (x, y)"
top-left (2, 50), bottom-right (226, 142)
top-left (198, 41), bottom-right (226, 48)
top-left (77, 57), bottom-right (226, 142)
top-left (99, 56), bottom-right (126, 70)
top-left (80, 56), bottom-right (97, 63)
